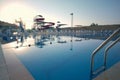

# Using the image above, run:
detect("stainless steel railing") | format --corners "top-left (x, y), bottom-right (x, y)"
top-left (90, 28), bottom-right (120, 76)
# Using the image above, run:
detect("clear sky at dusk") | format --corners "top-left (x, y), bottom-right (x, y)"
top-left (0, 0), bottom-right (120, 29)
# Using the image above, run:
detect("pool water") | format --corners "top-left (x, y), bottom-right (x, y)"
top-left (6, 35), bottom-right (120, 80)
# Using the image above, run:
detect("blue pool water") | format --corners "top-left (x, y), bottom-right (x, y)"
top-left (6, 35), bottom-right (120, 80)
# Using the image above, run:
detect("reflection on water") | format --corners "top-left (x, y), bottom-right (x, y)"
top-left (12, 31), bottom-right (116, 49)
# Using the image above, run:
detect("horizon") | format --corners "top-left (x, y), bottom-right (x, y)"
top-left (0, 0), bottom-right (120, 29)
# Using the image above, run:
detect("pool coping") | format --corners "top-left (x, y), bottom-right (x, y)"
top-left (1, 43), bottom-right (34, 80)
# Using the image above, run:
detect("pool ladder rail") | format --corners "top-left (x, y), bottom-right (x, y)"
top-left (90, 28), bottom-right (120, 77)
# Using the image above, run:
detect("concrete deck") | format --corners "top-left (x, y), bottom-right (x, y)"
top-left (94, 62), bottom-right (120, 80)
top-left (0, 42), bottom-right (9, 80)
top-left (0, 43), bottom-right (34, 80)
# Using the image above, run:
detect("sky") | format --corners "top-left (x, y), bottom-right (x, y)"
top-left (0, 0), bottom-right (120, 29)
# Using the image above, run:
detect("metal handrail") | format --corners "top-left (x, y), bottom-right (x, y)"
top-left (104, 37), bottom-right (120, 68)
top-left (91, 28), bottom-right (120, 75)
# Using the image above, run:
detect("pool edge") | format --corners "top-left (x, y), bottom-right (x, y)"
top-left (1, 44), bottom-right (35, 80)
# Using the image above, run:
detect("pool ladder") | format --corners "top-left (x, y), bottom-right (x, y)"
top-left (90, 28), bottom-right (120, 76)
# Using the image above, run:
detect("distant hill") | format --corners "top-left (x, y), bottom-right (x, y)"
top-left (0, 20), bottom-right (18, 30)
top-left (61, 24), bottom-right (120, 31)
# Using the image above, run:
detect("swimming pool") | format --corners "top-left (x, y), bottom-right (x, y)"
top-left (5, 34), bottom-right (120, 80)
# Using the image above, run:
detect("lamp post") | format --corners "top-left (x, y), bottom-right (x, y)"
top-left (70, 13), bottom-right (73, 42)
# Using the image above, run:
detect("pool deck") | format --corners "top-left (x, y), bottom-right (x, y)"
top-left (94, 62), bottom-right (120, 80)
top-left (0, 43), bottom-right (9, 80)
top-left (0, 43), bottom-right (34, 80)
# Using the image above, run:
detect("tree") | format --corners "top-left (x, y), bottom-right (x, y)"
top-left (90, 23), bottom-right (98, 27)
